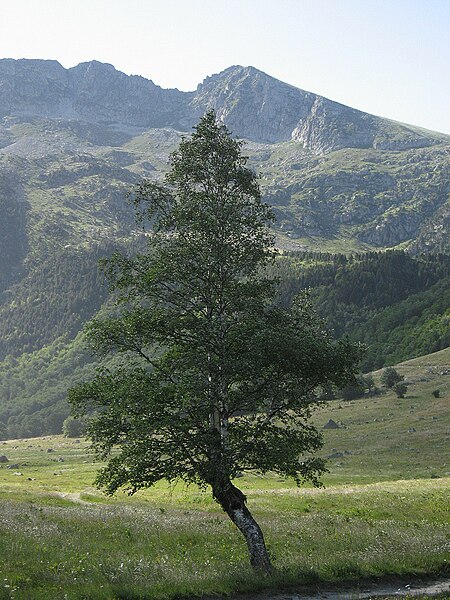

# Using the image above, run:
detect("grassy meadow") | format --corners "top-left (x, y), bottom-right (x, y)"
top-left (0, 349), bottom-right (449, 599)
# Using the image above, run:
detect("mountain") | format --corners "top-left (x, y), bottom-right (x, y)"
top-left (0, 59), bottom-right (187, 129)
top-left (1, 59), bottom-right (447, 151)
top-left (0, 59), bottom-right (449, 439)
top-left (0, 59), bottom-right (449, 260)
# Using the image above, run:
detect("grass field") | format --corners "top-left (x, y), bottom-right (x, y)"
top-left (0, 349), bottom-right (449, 599)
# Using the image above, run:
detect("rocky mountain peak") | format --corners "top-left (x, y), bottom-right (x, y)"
top-left (0, 58), bottom-right (66, 76)
top-left (191, 65), bottom-right (315, 143)
top-left (0, 59), bottom-right (447, 151)
top-left (69, 59), bottom-right (117, 73)
top-left (67, 60), bottom-right (184, 126)
top-left (0, 58), bottom-right (71, 118)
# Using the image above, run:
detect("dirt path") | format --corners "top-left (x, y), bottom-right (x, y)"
top-left (232, 578), bottom-right (449, 599)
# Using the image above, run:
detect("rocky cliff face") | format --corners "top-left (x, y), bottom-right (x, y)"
top-left (69, 61), bottom-right (188, 127)
top-left (0, 59), bottom-right (445, 152)
top-left (188, 66), bottom-right (315, 143)
top-left (291, 96), bottom-right (378, 152)
top-left (0, 59), bottom-right (71, 117)
top-left (0, 59), bottom-right (188, 128)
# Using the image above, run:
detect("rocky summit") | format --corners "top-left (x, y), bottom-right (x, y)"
top-left (0, 59), bottom-right (446, 151)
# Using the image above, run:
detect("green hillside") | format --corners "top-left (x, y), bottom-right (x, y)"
top-left (314, 347), bottom-right (450, 483)
top-left (0, 244), bottom-right (113, 359)
top-left (0, 249), bottom-right (448, 440)
top-left (0, 97), bottom-right (448, 443)
top-left (275, 250), bottom-right (450, 370)
top-left (2, 342), bottom-right (449, 486)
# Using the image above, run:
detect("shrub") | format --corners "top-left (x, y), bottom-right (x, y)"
top-left (381, 367), bottom-right (404, 388)
top-left (340, 374), bottom-right (376, 400)
top-left (393, 382), bottom-right (408, 398)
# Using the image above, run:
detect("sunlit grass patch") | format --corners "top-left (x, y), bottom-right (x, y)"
top-left (0, 356), bottom-right (449, 600)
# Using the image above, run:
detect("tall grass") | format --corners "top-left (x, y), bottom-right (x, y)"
top-left (0, 478), bottom-right (448, 599)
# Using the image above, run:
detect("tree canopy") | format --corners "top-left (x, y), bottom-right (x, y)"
top-left (69, 111), bottom-right (361, 572)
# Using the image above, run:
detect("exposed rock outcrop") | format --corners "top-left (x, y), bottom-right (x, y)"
top-left (0, 60), bottom-right (445, 152)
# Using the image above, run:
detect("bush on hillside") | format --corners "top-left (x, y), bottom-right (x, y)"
top-left (381, 367), bottom-right (404, 388)
top-left (340, 373), bottom-right (377, 400)
top-left (393, 382), bottom-right (408, 398)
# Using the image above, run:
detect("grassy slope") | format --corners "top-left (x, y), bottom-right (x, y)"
top-left (0, 349), bottom-right (448, 599)
top-left (311, 347), bottom-right (450, 484)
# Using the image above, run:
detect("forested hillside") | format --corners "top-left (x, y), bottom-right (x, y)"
top-left (0, 172), bottom-right (28, 291)
top-left (0, 249), bottom-right (448, 440)
top-left (0, 243), bottom-right (115, 359)
top-left (275, 250), bottom-right (450, 370)
top-left (0, 334), bottom-right (96, 439)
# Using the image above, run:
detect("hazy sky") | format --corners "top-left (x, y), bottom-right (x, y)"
top-left (1, 0), bottom-right (449, 133)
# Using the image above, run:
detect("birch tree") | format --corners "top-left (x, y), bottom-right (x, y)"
top-left (69, 111), bottom-right (361, 573)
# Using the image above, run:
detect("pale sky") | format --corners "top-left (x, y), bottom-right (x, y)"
top-left (1, 0), bottom-right (449, 134)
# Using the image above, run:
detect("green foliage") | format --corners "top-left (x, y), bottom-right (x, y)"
top-left (276, 250), bottom-right (450, 313)
top-left (381, 367), bottom-right (404, 389)
top-left (0, 247), bottom-right (448, 439)
top-left (0, 334), bottom-right (99, 440)
top-left (69, 113), bottom-right (360, 571)
top-left (340, 373), bottom-right (375, 401)
top-left (432, 389), bottom-right (440, 398)
top-left (0, 173), bottom-right (28, 291)
top-left (0, 243), bottom-right (114, 360)
top-left (393, 382), bottom-right (408, 398)
top-left (62, 415), bottom-right (88, 437)
top-left (274, 250), bottom-right (450, 371)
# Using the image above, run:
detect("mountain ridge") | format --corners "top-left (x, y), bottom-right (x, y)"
top-left (1, 59), bottom-right (448, 151)
top-left (0, 58), bottom-right (448, 258)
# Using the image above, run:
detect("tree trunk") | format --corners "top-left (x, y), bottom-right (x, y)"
top-left (212, 478), bottom-right (273, 573)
